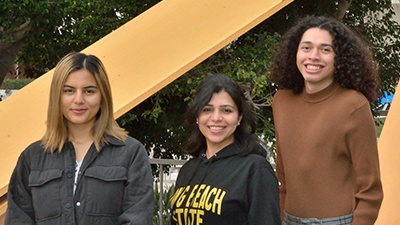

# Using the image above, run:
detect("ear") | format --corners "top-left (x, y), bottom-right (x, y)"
top-left (238, 115), bottom-right (243, 125)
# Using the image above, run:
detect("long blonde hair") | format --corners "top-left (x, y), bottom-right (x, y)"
top-left (41, 52), bottom-right (127, 152)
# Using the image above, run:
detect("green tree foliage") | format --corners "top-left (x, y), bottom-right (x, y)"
top-left (120, 31), bottom-right (281, 159)
top-left (153, 182), bottom-right (174, 225)
top-left (1, 78), bottom-right (34, 89)
top-left (119, 0), bottom-right (400, 160)
top-left (1, 0), bottom-right (399, 161)
top-left (263, 0), bottom-right (400, 92)
top-left (0, 0), bottom-right (159, 85)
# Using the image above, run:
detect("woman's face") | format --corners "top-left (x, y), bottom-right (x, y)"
top-left (197, 90), bottom-right (242, 151)
top-left (61, 69), bottom-right (102, 129)
top-left (296, 27), bottom-right (336, 93)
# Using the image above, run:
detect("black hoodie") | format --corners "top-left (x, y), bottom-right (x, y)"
top-left (170, 142), bottom-right (280, 225)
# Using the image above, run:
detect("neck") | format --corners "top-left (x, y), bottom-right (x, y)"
top-left (68, 124), bottom-right (94, 144)
top-left (304, 79), bottom-right (334, 94)
top-left (71, 139), bottom-right (93, 145)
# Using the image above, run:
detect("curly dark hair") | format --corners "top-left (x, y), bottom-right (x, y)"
top-left (183, 74), bottom-right (268, 158)
top-left (269, 16), bottom-right (381, 102)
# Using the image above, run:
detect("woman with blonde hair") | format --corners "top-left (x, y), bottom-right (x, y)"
top-left (6, 52), bottom-right (154, 225)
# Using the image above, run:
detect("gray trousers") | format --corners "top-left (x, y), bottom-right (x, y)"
top-left (282, 211), bottom-right (353, 225)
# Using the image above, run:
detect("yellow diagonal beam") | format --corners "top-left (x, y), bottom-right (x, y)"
top-left (376, 82), bottom-right (400, 225)
top-left (0, 0), bottom-right (294, 215)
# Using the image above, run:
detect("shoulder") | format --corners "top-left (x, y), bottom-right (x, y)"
top-left (104, 135), bottom-right (148, 159)
top-left (273, 89), bottom-right (296, 100)
top-left (238, 154), bottom-right (277, 181)
top-left (231, 152), bottom-right (275, 175)
top-left (334, 87), bottom-right (370, 111)
top-left (177, 156), bottom-right (201, 177)
top-left (124, 136), bottom-right (144, 146)
top-left (15, 140), bottom-right (48, 168)
top-left (22, 140), bottom-right (46, 155)
top-left (180, 156), bottom-right (199, 170)
top-left (107, 135), bottom-right (144, 149)
top-left (272, 89), bottom-right (298, 108)
top-left (174, 156), bottom-right (199, 187)
top-left (243, 153), bottom-right (273, 168)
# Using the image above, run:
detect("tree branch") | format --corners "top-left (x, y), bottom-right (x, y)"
top-left (0, 22), bottom-right (32, 51)
top-left (336, 0), bottom-right (352, 20)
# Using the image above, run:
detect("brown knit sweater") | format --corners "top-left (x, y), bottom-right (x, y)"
top-left (272, 82), bottom-right (383, 225)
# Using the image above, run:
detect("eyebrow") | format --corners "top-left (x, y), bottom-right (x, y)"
top-left (300, 41), bottom-right (333, 47)
top-left (205, 103), bottom-right (236, 108)
top-left (63, 84), bottom-right (98, 89)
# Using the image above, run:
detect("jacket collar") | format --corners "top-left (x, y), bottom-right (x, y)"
top-left (104, 134), bottom-right (126, 147)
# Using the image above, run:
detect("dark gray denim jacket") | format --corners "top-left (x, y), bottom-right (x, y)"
top-left (6, 135), bottom-right (154, 225)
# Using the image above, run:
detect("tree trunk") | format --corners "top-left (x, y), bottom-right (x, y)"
top-left (336, 0), bottom-right (352, 20)
top-left (0, 22), bottom-right (32, 87)
top-left (0, 41), bottom-right (24, 87)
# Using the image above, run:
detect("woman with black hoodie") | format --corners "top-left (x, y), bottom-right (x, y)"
top-left (170, 74), bottom-right (280, 225)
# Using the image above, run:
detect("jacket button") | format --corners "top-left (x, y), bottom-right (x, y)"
top-left (66, 171), bottom-right (73, 178)
top-left (76, 202), bottom-right (81, 207)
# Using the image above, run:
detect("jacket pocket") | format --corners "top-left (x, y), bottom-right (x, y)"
top-left (84, 166), bottom-right (127, 216)
top-left (28, 169), bottom-right (63, 221)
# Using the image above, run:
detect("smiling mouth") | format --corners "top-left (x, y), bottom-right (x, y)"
top-left (209, 126), bottom-right (224, 130)
top-left (306, 65), bottom-right (322, 70)
top-left (72, 109), bottom-right (86, 113)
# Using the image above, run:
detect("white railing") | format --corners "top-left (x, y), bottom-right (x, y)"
top-left (150, 158), bottom-right (187, 225)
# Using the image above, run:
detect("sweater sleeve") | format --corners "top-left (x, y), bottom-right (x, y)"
top-left (5, 152), bottom-right (36, 225)
top-left (272, 91), bottom-right (286, 221)
top-left (346, 102), bottom-right (383, 225)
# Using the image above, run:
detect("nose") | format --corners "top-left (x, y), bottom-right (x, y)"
top-left (74, 91), bottom-right (84, 104)
top-left (308, 48), bottom-right (320, 60)
top-left (210, 110), bottom-right (222, 121)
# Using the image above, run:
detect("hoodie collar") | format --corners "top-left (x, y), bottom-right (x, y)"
top-left (201, 142), bottom-right (241, 162)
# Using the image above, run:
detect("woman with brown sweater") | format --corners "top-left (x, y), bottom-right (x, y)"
top-left (270, 16), bottom-right (383, 225)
